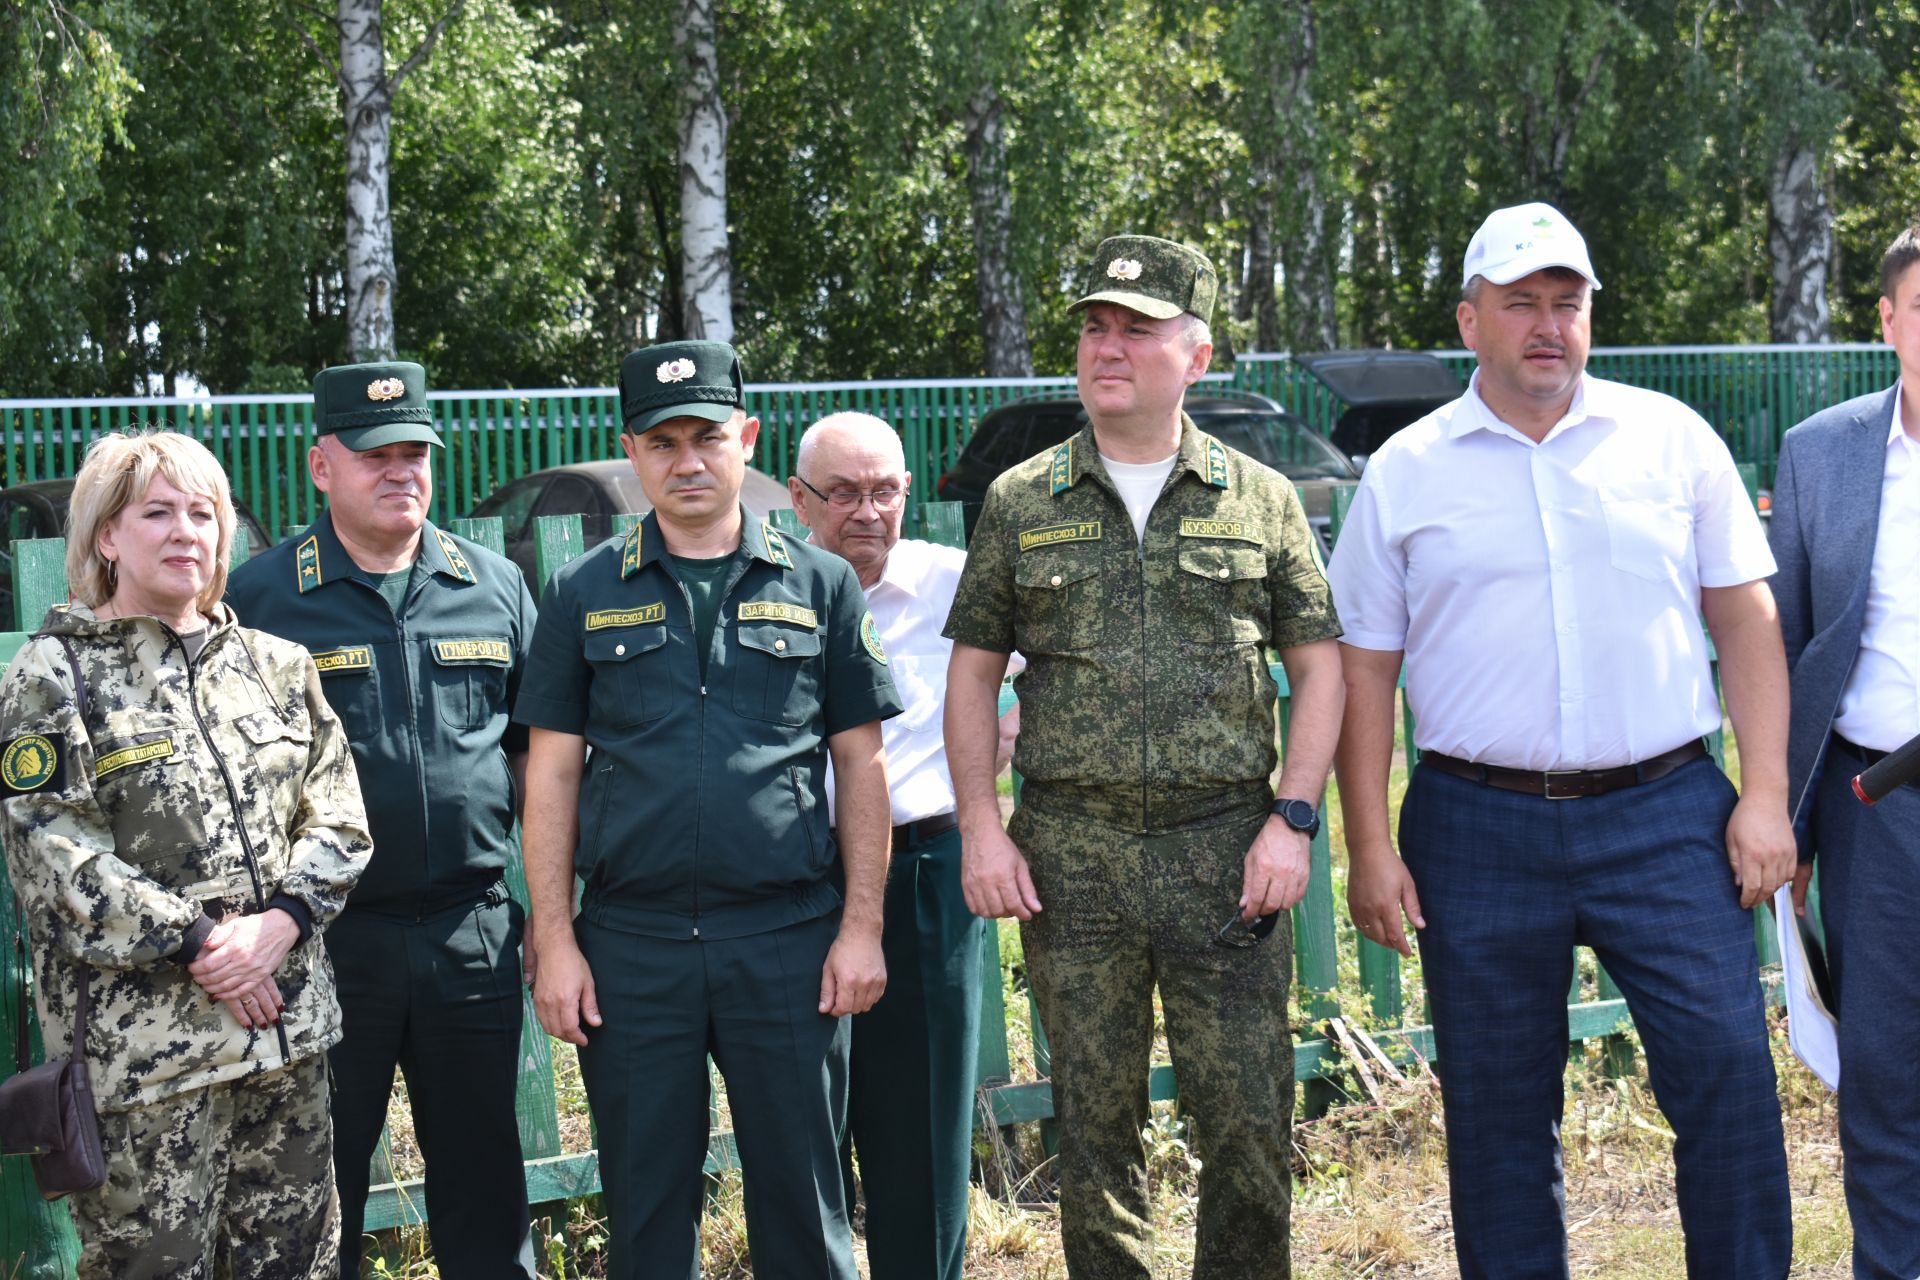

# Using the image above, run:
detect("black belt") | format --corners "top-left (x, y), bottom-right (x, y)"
top-left (1832, 734), bottom-right (1920, 792)
top-left (835, 811), bottom-right (959, 848)
top-left (1419, 739), bottom-right (1707, 800)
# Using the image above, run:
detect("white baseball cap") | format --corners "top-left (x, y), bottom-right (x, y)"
top-left (1461, 202), bottom-right (1601, 291)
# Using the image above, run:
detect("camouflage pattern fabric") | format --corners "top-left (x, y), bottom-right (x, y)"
top-left (68, 1052), bottom-right (339, 1279)
top-left (0, 601), bottom-right (372, 1112)
top-left (944, 417), bottom-right (1340, 818)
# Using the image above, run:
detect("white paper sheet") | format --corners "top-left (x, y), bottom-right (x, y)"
top-left (1774, 883), bottom-right (1839, 1091)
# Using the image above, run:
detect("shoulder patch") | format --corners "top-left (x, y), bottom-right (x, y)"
top-left (763, 524), bottom-right (793, 570)
top-left (860, 611), bottom-right (887, 664)
top-left (436, 531), bottom-right (477, 583)
top-left (312, 646), bottom-right (373, 675)
top-left (1, 734), bottom-right (65, 794)
top-left (1178, 517), bottom-right (1261, 545)
top-left (586, 603), bottom-right (666, 631)
top-left (1049, 439), bottom-right (1075, 495)
top-left (621, 523), bottom-right (643, 579)
top-left (1019, 520), bottom-right (1102, 552)
top-left (737, 601), bottom-right (818, 628)
top-left (297, 535), bottom-right (323, 593)
top-left (95, 736), bottom-right (174, 779)
top-left (1205, 439), bottom-right (1231, 490)
top-left (433, 638), bottom-right (512, 665)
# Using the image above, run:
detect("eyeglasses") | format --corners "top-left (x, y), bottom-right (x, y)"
top-left (1214, 911), bottom-right (1280, 949)
top-left (795, 475), bottom-right (907, 511)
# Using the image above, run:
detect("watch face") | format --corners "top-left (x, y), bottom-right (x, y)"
top-left (1276, 798), bottom-right (1318, 832)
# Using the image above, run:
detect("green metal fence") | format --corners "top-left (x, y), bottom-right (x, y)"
top-left (1, 345), bottom-right (1897, 540)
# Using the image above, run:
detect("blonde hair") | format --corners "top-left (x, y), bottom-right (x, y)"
top-left (66, 432), bottom-right (236, 610)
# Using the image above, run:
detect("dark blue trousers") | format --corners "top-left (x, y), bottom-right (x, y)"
top-left (1814, 752), bottom-right (1920, 1280)
top-left (1399, 757), bottom-right (1791, 1279)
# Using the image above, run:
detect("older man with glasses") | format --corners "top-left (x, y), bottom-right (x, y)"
top-left (788, 411), bottom-right (1017, 1280)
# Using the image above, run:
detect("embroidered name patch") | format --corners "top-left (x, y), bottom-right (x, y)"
top-left (736, 601), bottom-right (817, 628)
top-left (1019, 521), bottom-right (1102, 553)
top-left (586, 604), bottom-right (666, 631)
top-left (312, 647), bottom-right (372, 675)
top-left (95, 737), bottom-right (174, 779)
top-left (433, 639), bottom-right (512, 665)
top-left (1, 734), bottom-right (63, 793)
top-left (1178, 518), bottom-right (1261, 545)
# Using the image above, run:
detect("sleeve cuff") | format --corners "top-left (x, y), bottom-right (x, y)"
top-left (267, 894), bottom-right (314, 945)
top-left (172, 913), bottom-right (217, 965)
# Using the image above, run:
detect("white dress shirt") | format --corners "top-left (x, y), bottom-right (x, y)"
top-left (1328, 373), bottom-right (1776, 770)
top-left (824, 537), bottom-right (1006, 825)
top-left (1833, 383), bottom-right (1920, 752)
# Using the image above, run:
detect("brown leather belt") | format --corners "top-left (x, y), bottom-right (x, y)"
top-left (1418, 739), bottom-right (1708, 800)
top-left (834, 811), bottom-right (959, 848)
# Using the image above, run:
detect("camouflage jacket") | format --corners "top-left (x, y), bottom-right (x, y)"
top-left (0, 602), bottom-right (372, 1111)
top-left (943, 417), bottom-right (1342, 829)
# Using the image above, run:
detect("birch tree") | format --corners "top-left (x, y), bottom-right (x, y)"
top-left (289, 0), bottom-right (465, 362)
top-left (675, 0), bottom-right (732, 343)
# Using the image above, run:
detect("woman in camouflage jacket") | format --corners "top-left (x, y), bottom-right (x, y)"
top-left (0, 432), bottom-right (372, 1278)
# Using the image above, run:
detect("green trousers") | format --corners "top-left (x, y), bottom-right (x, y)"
top-left (843, 824), bottom-right (985, 1280)
top-left (576, 910), bottom-right (856, 1280)
top-left (1011, 800), bottom-right (1295, 1280)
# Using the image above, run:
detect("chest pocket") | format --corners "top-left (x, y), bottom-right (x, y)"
top-left (586, 627), bottom-right (672, 728)
top-left (1013, 553), bottom-right (1105, 652)
top-left (90, 716), bottom-right (208, 874)
top-left (1599, 479), bottom-right (1691, 583)
top-left (232, 708), bottom-right (314, 844)
top-left (1176, 544), bottom-right (1270, 645)
top-left (428, 637), bottom-right (513, 731)
top-left (733, 624), bottom-right (823, 726)
top-left (311, 647), bottom-right (382, 744)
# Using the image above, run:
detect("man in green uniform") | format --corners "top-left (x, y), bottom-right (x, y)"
top-left (515, 340), bottom-right (903, 1280)
top-left (228, 362), bottom-right (539, 1278)
top-left (943, 236), bottom-right (1345, 1278)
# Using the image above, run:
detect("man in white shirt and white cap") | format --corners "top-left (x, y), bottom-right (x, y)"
top-left (1329, 202), bottom-right (1797, 1279)
top-left (788, 411), bottom-right (1016, 1280)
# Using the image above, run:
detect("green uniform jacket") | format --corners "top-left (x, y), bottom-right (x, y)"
top-left (513, 510), bottom-right (903, 941)
top-left (943, 417), bottom-right (1342, 829)
top-left (227, 513), bottom-right (537, 915)
top-left (0, 603), bottom-right (372, 1111)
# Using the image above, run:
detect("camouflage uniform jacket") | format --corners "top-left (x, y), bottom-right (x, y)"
top-left (943, 416), bottom-right (1342, 830)
top-left (0, 601), bottom-right (372, 1111)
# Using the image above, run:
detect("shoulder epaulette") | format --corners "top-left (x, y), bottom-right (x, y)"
top-left (763, 523), bottom-right (793, 570)
top-left (296, 535), bottom-right (323, 593)
top-left (1049, 438), bottom-right (1075, 495)
top-left (1205, 438), bottom-right (1231, 490)
top-left (620, 522), bottom-right (643, 579)
top-left (435, 530), bottom-right (476, 583)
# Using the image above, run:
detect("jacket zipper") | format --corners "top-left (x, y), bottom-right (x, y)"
top-left (675, 573), bottom-right (705, 939)
top-left (180, 626), bottom-right (293, 1063)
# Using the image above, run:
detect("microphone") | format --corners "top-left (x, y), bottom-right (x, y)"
top-left (1850, 731), bottom-right (1920, 805)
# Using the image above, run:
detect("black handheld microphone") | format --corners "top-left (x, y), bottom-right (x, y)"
top-left (1850, 731), bottom-right (1920, 805)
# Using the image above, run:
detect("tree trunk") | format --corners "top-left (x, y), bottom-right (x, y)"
top-left (339, 0), bottom-right (397, 362)
top-left (963, 81), bottom-right (1032, 377)
top-left (1240, 193), bottom-right (1280, 352)
top-left (1271, 0), bottom-right (1334, 352)
top-left (675, 0), bottom-right (733, 345)
top-left (1768, 141), bottom-right (1832, 342)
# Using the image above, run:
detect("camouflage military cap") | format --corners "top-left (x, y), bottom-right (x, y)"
top-left (1067, 234), bottom-right (1217, 324)
top-left (619, 340), bottom-right (746, 434)
top-left (313, 361), bottom-right (443, 451)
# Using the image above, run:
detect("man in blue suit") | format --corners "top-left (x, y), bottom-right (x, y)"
top-left (1770, 221), bottom-right (1920, 1280)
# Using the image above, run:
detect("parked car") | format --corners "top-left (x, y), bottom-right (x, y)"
top-left (465, 458), bottom-right (796, 596)
top-left (1290, 349), bottom-right (1463, 466)
top-left (935, 392), bottom-right (1360, 551)
top-left (0, 477), bottom-right (275, 629)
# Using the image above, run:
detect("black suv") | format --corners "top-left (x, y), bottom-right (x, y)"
top-left (935, 392), bottom-right (1360, 550)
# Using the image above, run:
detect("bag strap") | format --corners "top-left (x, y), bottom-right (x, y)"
top-left (11, 898), bottom-right (28, 1075)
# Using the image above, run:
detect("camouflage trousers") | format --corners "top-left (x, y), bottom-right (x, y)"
top-left (70, 1052), bottom-right (339, 1280)
top-left (1010, 799), bottom-right (1295, 1280)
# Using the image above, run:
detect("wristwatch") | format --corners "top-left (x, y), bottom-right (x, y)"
top-left (1270, 797), bottom-right (1320, 841)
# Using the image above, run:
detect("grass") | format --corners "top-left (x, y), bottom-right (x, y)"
top-left (358, 697), bottom-right (1853, 1277)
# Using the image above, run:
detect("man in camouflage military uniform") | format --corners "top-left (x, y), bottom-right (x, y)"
top-left (943, 235), bottom-right (1345, 1277)
top-left (228, 363), bottom-right (540, 1277)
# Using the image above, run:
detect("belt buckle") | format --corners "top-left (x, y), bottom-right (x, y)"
top-left (1542, 769), bottom-right (1586, 800)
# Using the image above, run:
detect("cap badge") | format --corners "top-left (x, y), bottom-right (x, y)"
top-left (1106, 258), bottom-right (1143, 282)
top-left (656, 358), bottom-right (697, 384)
top-left (366, 377), bottom-right (406, 402)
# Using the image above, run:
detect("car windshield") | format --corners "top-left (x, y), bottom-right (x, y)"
top-left (1206, 413), bottom-right (1354, 481)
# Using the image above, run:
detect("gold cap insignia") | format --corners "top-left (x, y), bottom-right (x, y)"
top-left (1106, 258), bottom-right (1143, 282)
top-left (367, 377), bottom-right (406, 402)
top-left (656, 358), bottom-right (697, 383)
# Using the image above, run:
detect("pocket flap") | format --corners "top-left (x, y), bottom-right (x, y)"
top-left (585, 626), bottom-right (667, 663)
top-left (736, 625), bottom-right (823, 659)
top-left (1014, 556), bottom-right (1101, 591)
top-left (1178, 544), bottom-right (1268, 583)
top-left (234, 711), bottom-right (312, 747)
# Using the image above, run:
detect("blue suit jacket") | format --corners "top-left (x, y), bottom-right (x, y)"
top-left (1768, 384), bottom-right (1899, 853)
